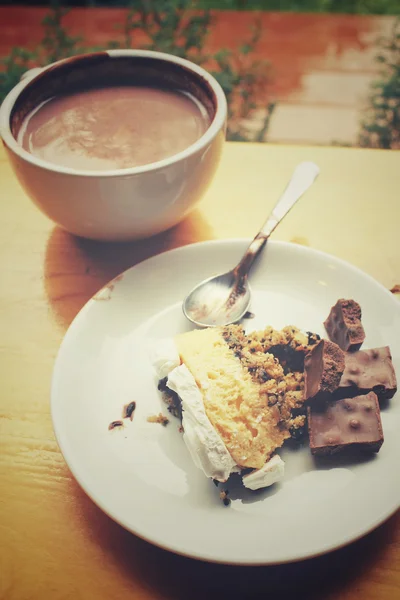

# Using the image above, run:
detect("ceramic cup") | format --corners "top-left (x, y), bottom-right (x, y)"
top-left (0, 50), bottom-right (227, 241)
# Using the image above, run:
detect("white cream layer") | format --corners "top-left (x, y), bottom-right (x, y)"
top-left (167, 364), bottom-right (237, 482)
top-left (152, 338), bottom-right (285, 489)
top-left (242, 454), bottom-right (285, 490)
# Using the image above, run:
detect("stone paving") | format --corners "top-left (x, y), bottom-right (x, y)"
top-left (0, 7), bottom-right (396, 146)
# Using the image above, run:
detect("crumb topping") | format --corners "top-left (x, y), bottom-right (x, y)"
top-left (222, 324), bottom-right (318, 431)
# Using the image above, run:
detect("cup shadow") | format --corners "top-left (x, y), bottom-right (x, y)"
top-left (66, 474), bottom-right (398, 600)
top-left (44, 209), bottom-right (214, 330)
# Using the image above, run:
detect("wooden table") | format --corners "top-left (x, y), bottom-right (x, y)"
top-left (0, 142), bottom-right (399, 599)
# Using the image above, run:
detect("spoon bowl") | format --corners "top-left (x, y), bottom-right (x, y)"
top-left (183, 161), bottom-right (320, 327)
top-left (183, 270), bottom-right (252, 327)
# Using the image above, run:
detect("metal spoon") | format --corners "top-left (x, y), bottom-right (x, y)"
top-left (183, 161), bottom-right (320, 327)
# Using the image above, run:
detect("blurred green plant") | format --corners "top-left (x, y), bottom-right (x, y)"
top-left (359, 19), bottom-right (400, 149)
top-left (0, 48), bottom-right (37, 99)
top-left (112, 0), bottom-right (275, 141)
top-left (0, 0), bottom-right (275, 142)
top-left (32, 1), bottom-right (400, 15)
top-left (0, 3), bottom-right (90, 100)
top-left (117, 0), bottom-right (212, 62)
top-left (210, 24), bottom-right (275, 141)
top-left (40, 4), bottom-right (85, 61)
top-left (200, 0), bottom-right (400, 13)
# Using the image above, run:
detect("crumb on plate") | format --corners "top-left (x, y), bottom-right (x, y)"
top-left (147, 413), bottom-right (170, 426)
top-left (108, 420), bottom-right (124, 431)
top-left (123, 401), bottom-right (136, 420)
top-left (219, 489), bottom-right (231, 506)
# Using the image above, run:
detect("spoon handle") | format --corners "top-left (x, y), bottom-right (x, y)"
top-left (234, 161), bottom-right (320, 278)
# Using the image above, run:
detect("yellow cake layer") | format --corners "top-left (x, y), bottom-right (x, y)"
top-left (175, 328), bottom-right (289, 469)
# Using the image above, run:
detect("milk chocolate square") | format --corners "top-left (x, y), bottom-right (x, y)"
top-left (337, 346), bottom-right (397, 402)
top-left (304, 339), bottom-right (345, 402)
top-left (324, 299), bottom-right (365, 352)
top-left (308, 392), bottom-right (383, 456)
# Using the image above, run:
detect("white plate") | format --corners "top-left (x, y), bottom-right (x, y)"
top-left (51, 240), bottom-right (400, 565)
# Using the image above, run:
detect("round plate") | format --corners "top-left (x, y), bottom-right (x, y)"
top-left (51, 240), bottom-right (400, 565)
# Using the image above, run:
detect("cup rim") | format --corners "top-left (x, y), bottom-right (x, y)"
top-left (0, 49), bottom-right (227, 178)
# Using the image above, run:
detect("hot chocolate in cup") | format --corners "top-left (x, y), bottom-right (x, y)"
top-left (0, 50), bottom-right (227, 241)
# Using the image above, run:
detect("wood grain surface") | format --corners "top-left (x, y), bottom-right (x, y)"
top-left (0, 142), bottom-right (399, 600)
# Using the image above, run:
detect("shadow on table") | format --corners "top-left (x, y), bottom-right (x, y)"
top-left (67, 477), bottom-right (398, 600)
top-left (44, 209), bottom-right (214, 330)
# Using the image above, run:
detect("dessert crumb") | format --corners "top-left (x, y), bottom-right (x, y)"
top-left (390, 284), bottom-right (400, 294)
top-left (219, 489), bottom-right (231, 506)
top-left (108, 420), bottom-right (124, 431)
top-left (290, 236), bottom-right (309, 247)
top-left (123, 401), bottom-right (136, 420)
top-left (147, 413), bottom-right (170, 426)
top-left (178, 425), bottom-right (184, 433)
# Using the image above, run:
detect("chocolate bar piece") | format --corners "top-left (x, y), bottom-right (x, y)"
top-left (308, 392), bottom-right (383, 456)
top-left (304, 339), bottom-right (345, 402)
top-left (336, 346), bottom-right (397, 402)
top-left (324, 299), bottom-right (365, 352)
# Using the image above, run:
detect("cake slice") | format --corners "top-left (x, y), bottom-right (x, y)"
top-left (152, 324), bottom-right (317, 489)
top-left (175, 327), bottom-right (289, 470)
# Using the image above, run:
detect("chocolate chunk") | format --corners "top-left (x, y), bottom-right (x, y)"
top-left (123, 401), bottom-right (136, 420)
top-left (289, 422), bottom-right (307, 442)
top-left (158, 377), bottom-right (182, 419)
top-left (157, 377), bottom-right (168, 391)
top-left (308, 392), bottom-right (383, 456)
top-left (336, 346), bottom-right (397, 403)
top-left (324, 299), bottom-right (365, 351)
top-left (304, 339), bottom-right (345, 402)
top-left (268, 344), bottom-right (305, 372)
top-left (243, 311), bottom-right (255, 319)
top-left (219, 489), bottom-right (231, 506)
top-left (306, 331), bottom-right (321, 346)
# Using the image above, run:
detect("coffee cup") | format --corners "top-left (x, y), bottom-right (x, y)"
top-left (0, 50), bottom-right (227, 241)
